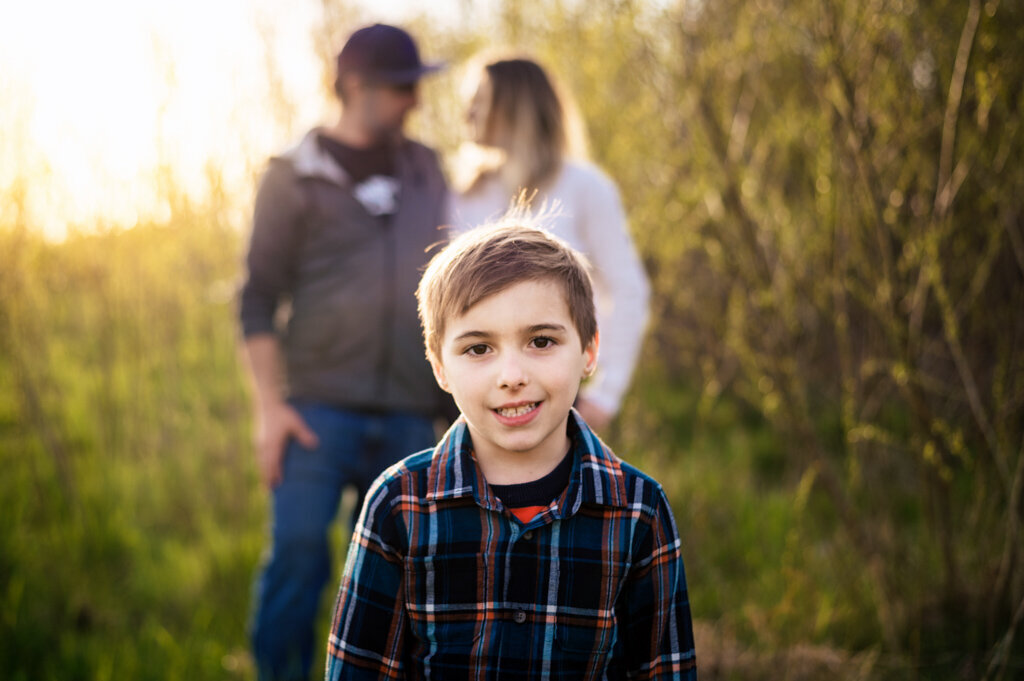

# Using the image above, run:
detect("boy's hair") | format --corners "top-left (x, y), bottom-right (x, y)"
top-left (417, 215), bottom-right (597, 363)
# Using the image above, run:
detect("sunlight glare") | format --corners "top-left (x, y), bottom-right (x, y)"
top-left (1, 0), bottom-right (467, 240)
top-left (1, 0), bottom-right (329, 239)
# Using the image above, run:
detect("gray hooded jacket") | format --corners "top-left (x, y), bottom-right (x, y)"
top-left (239, 130), bottom-right (449, 415)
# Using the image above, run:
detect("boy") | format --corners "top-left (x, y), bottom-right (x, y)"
top-left (326, 222), bottom-right (697, 680)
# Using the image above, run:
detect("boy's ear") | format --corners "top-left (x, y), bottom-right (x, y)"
top-left (583, 330), bottom-right (600, 379)
top-left (430, 356), bottom-right (451, 393)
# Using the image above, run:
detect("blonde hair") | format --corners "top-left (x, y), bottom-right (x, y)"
top-left (456, 56), bottom-right (588, 196)
top-left (416, 214), bottom-right (597, 364)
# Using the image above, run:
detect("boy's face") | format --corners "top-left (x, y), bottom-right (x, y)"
top-left (431, 278), bottom-right (598, 471)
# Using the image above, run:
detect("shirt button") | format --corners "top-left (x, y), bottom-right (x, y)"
top-left (523, 530), bottom-right (534, 540)
top-left (513, 610), bottom-right (527, 624)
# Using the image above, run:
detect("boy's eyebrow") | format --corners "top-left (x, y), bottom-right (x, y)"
top-left (452, 330), bottom-right (491, 343)
top-left (450, 323), bottom-right (568, 344)
top-left (526, 323), bottom-right (567, 334)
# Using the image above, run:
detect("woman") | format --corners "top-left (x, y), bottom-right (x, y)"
top-left (450, 56), bottom-right (650, 430)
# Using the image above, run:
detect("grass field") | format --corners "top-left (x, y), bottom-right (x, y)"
top-left (6, 214), bottom-right (1003, 681)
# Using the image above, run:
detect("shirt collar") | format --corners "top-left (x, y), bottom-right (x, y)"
top-left (424, 409), bottom-right (629, 514)
top-left (281, 128), bottom-right (418, 189)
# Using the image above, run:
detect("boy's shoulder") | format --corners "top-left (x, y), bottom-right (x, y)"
top-left (568, 412), bottom-right (675, 516)
top-left (365, 422), bottom-right (475, 503)
top-left (371, 445), bottom-right (438, 492)
top-left (614, 455), bottom-right (667, 493)
top-left (591, 441), bottom-right (671, 508)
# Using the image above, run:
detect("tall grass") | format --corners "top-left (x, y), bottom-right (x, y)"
top-left (0, 207), bottom-right (975, 680)
top-left (0, 207), bottom-right (880, 680)
top-left (1, 212), bottom-right (262, 680)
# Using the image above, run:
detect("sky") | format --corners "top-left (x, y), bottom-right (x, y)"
top-left (0, 0), bottom-right (465, 240)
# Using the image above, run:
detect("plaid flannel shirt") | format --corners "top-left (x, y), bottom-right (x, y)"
top-left (326, 410), bottom-right (696, 680)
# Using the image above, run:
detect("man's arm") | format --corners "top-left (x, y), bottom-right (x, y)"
top-left (243, 334), bottom-right (318, 488)
top-left (326, 480), bottom-right (409, 680)
top-left (620, 486), bottom-right (697, 680)
top-left (239, 159), bottom-right (316, 487)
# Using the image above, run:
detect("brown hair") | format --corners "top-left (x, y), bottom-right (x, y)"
top-left (417, 215), bottom-right (597, 364)
top-left (456, 56), bottom-right (588, 195)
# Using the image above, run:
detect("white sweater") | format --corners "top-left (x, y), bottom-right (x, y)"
top-left (450, 160), bottom-right (650, 414)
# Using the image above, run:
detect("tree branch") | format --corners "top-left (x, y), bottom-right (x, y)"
top-left (935, 0), bottom-right (982, 220)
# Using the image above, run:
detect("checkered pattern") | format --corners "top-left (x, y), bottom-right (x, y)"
top-left (326, 411), bottom-right (697, 680)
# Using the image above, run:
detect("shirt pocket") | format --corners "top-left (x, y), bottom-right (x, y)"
top-left (403, 555), bottom-right (485, 649)
top-left (556, 613), bottom-right (616, 651)
top-left (553, 541), bottom-right (626, 664)
top-left (554, 608), bottom-right (618, 680)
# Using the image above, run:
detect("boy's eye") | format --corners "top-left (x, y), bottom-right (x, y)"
top-left (531, 336), bottom-right (557, 349)
top-left (465, 344), bottom-right (489, 356)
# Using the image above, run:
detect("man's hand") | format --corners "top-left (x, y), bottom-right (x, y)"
top-left (256, 401), bottom-right (319, 488)
top-left (243, 335), bottom-right (319, 488)
top-left (575, 397), bottom-right (614, 432)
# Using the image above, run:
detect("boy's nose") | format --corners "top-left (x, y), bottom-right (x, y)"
top-left (497, 354), bottom-right (529, 389)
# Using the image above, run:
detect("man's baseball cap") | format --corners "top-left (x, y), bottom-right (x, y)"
top-left (336, 24), bottom-right (444, 85)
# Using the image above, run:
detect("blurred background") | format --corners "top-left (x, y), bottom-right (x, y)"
top-left (2, 0), bottom-right (1022, 679)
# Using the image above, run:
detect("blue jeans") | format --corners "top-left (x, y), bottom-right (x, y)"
top-left (250, 403), bottom-right (436, 681)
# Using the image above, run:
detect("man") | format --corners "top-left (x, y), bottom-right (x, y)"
top-left (238, 24), bottom-right (449, 681)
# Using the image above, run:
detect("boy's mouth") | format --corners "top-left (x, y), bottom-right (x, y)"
top-left (494, 402), bottom-right (540, 418)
